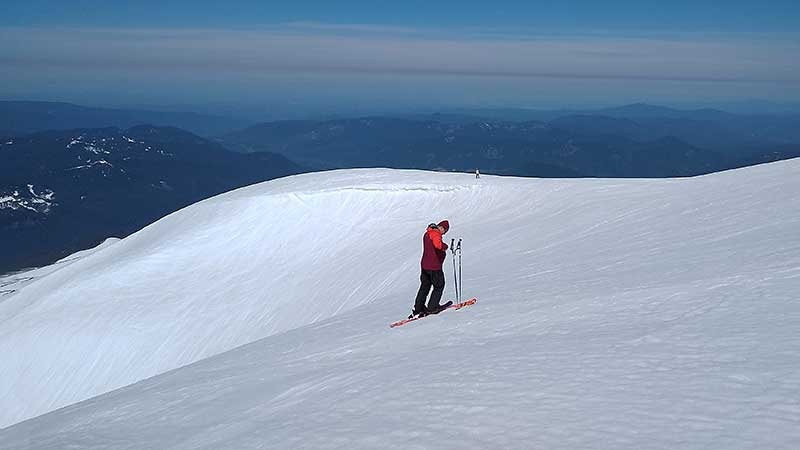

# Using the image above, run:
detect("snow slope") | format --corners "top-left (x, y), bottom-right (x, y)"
top-left (2, 161), bottom-right (800, 448)
top-left (0, 238), bottom-right (119, 298)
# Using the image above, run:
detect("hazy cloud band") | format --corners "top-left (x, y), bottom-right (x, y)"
top-left (2, 25), bottom-right (798, 84)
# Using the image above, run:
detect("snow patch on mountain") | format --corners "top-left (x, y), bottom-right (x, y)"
top-left (65, 134), bottom-right (169, 157)
top-left (66, 135), bottom-right (110, 155)
top-left (66, 160), bottom-right (114, 171)
top-left (0, 184), bottom-right (56, 213)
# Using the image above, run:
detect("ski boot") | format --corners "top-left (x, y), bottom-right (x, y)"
top-left (408, 308), bottom-right (429, 320)
top-left (426, 301), bottom-right (453, 315)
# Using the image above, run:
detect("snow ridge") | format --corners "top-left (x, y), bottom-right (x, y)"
top-left (0, 170), bottom-right (490, 428)
top-left (1, 162), bottom-right (799, 449)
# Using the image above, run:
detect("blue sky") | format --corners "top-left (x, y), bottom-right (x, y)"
top-left (1, 1), bottom-right (798, 115)
top-left (4, 0), bottom-right (800, 31)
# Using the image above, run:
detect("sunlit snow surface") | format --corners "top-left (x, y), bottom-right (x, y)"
top-left (1, 162), bottom-right (800, 448)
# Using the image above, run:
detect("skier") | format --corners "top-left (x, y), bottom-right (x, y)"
top-left (412, 220), bottom-right (454, 317)
top-left (476, 168), bottom-right (480, 179)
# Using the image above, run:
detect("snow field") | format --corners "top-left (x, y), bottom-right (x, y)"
top-left (1, 161), bottom-right (799, 449)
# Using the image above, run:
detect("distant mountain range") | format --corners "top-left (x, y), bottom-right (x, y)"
top-left (0, 101), bottom-right (253, 137)
top-left (217, 110), bottom-right (800, 178)
top-left (1, 125), bottom-right (302, 274)
top-left (427, 102), bottom-right (800, 123)
top-left (3, 100), bottom-right (800, 274)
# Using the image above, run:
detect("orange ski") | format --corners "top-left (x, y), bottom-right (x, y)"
top-left (390, 298), bottom-right (476, 328)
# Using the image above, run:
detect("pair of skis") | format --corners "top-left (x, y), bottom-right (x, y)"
top-left (389, 298), bottom-right (477, 328)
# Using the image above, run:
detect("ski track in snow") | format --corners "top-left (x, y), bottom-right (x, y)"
top-left (1, 162), bottom-right (800, 449)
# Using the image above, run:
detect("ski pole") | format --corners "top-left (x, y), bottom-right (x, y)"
top-left (457, 239), bottom-right (463, 303)
top-left (450, 238), bottom-right (458, 303)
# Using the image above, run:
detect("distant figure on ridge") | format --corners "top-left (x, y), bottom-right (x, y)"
top-left (412, 220), bottom-right (453, 318)
top-left (476, 169), bottom-right (480, 179)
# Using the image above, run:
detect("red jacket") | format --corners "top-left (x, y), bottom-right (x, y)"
top-left (421, 226), bottom-right (448, 270)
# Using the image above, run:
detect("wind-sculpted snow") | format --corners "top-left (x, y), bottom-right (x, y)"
top-left (2, 162), bottom-right (800, 449)
top-left (0, 169), bottom-right (504, 428)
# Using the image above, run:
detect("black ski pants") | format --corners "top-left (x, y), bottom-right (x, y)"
top-left (414, 269), bottom-right (445, 312)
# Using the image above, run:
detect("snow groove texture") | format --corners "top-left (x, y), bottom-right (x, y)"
top-left (2, 162), bottom-right (800, 449)
top-left (0, 170), bottom-right (483, 428)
